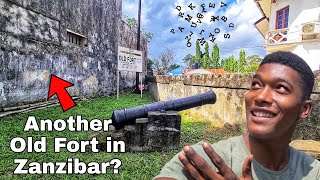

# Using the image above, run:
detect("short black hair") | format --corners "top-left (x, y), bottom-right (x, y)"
top-left (260, 51), bottom-right (314, 100)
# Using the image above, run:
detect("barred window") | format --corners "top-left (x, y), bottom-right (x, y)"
top-left (67, 29), bottom-right (87, 46)
top-left (276, 6), bottom-right (289, 29)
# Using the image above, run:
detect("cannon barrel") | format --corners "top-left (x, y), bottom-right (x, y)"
top-left (111, 90), bottom-right (217, 129)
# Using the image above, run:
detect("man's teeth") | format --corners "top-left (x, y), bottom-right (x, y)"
top-left (252, 111), bottom-right (275, 118)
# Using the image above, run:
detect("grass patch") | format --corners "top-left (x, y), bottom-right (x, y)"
top-left (0, 92), bottom-right (241, 179)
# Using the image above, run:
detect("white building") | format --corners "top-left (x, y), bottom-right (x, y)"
top-left (254, 0), bottom-right (320, 71)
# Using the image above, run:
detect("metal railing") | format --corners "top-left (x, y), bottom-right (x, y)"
top-left (265, 28), bottom-right (289, 44)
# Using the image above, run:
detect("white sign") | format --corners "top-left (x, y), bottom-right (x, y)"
top-left (117, 46), bottom-right (143, 72)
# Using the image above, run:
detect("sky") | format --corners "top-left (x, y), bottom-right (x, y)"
top-left (122, 0), bottom-right (267, 67)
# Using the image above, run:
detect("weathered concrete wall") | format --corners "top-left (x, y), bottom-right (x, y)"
top-left (148, 75), bottom-right (320, 140)
top-left (0, 0), bottom-right (147, 107)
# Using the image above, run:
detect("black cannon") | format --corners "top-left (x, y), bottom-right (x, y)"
top-left (111, 90), bottom-right (217, 129)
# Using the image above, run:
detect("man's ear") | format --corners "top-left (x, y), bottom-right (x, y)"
top-left (299, 100), bottom-right (312, 119)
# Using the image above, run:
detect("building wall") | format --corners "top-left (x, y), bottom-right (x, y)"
top-left (270, 0), bottom-right (320, 32)
top-left (292, 43), bottom-right (320, 71)
top-left (0, 0), bottom-right (147, 108)
top-left (148, 74), bottom-right (320, 140)
top-left (267, 0), bottom-right (320, 71)
top-left (267, 42), bottom-right (320, 71)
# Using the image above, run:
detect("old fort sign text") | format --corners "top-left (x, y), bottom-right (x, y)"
top-left (118, 46), bottom-right (143, 73)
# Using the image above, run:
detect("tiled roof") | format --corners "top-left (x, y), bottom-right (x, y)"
top-left (184, 69), bottom-right (227, 75)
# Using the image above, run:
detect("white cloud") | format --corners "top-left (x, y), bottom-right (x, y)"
top-left (212, 0), bottom-right (266, 59)
top-left (122, 0), bottom-right (151, 27)
top-left (122, 1), bottom-right (137, 18)
top-left (122, 0), bottom-right (267, 65)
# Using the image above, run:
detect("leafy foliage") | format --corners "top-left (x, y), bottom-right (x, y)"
top-left (125, 16), bottom-right (138, 27)
top-left (123, 15), bottom-right (153, 42)
top-left (195, 39), bottom-right (202, 67)
top-left (168, 64), bottom-right (181, 72)
top-left (203, 42), bottom-right (210, 68)
top-left (220, 51), bottom-right (262, 74)
top-left (245, 62), bottom-right (260, 73)
top-left (142, 32), bottom-right (154, 42)
top-left (152, 49), bottom-right (175, 75)
top-left (147, 59), bottom-right (154, 76)
top-left (239, 50), bottom-right (246, 72)
top-left (246, 55), bottom-right (263, 65)
top-left (182, 54), bottom-right (195, 68)
top-left (244, 55), bottom-right (263, 73)
top-left (221, 55), bottom-right (238, 73)
top-left (211, 44), bottom-right (220, 69)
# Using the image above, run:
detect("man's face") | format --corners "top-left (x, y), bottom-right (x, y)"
top-left (245, 63), bottom-right (306, 140)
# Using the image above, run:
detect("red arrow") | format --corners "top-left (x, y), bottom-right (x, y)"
top-left (48, 74), bottom-right (76, 111)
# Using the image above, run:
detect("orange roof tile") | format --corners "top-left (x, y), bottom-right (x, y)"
top-left (184, 69), bottom-right (227, 75)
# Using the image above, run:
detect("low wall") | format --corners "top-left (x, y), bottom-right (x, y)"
top-left (147, 74), bottom-right (320, 140)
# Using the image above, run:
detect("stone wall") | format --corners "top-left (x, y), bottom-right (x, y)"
top-left (0, 0), bottom-right (147, 107)
top-left (147, 74), bottom-right (320, 140)
top-left (111, 111), bottom-right (181, 152)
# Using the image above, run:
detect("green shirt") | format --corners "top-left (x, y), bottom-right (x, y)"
top-left (154, 136), bottom-right (320, 180)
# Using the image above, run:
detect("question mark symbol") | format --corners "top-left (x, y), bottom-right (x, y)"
top-left (110, 159), bottom-right (122, 174)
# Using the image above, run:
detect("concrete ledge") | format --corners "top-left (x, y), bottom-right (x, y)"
top-left (147, 75), bottom-right (320, 141)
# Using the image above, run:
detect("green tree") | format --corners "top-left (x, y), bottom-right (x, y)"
top-left (211, 44), bottom-right (220, 68)
top-left (221, 58), bottom-right (228, 72)
top-left (123, 15), bottom-right (153, 42)
top-left (152, 49), bottom-right (175, 75)
top-left (182, 54), bottom-right (195, 68)
top-left (147, 59), bottom-right (154, 76)
top-left (203, 42), bottom-right (210, 68)
top-left (195, 39), bottom-right (202, 67)
top-left (222, 55), bottom-right (238, 73)
top-left (245, 62), bottom-right (260, 73)
top-left (246, 55), bottom-right (263, 65)
top-left (239, 50), bottom-right (246, 73)
top-left (123, 15), bottom-right (138, 27)
top-left (142, 32), bottom-right (153, 42)
top-left (127, 18), bottom-right (137, 27)
top-left (244, 55), bottom-right (263, 73)
top-left (160, 49), bottom-right (175, 73)
top-left (153, 59), bottom-right (163, 75)
top-left (222, 54), bottom-right (263, 74)
top-left (168, 64), bottom-right (181, 71)
top-left (230, 56), bottom-right (238, 73)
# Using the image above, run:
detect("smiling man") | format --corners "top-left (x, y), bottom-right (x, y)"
top-left (154, 51), bottom-right (320, 180)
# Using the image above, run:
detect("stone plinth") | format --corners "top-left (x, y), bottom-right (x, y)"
top-left (112, 111), bottom-right (181, 152)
